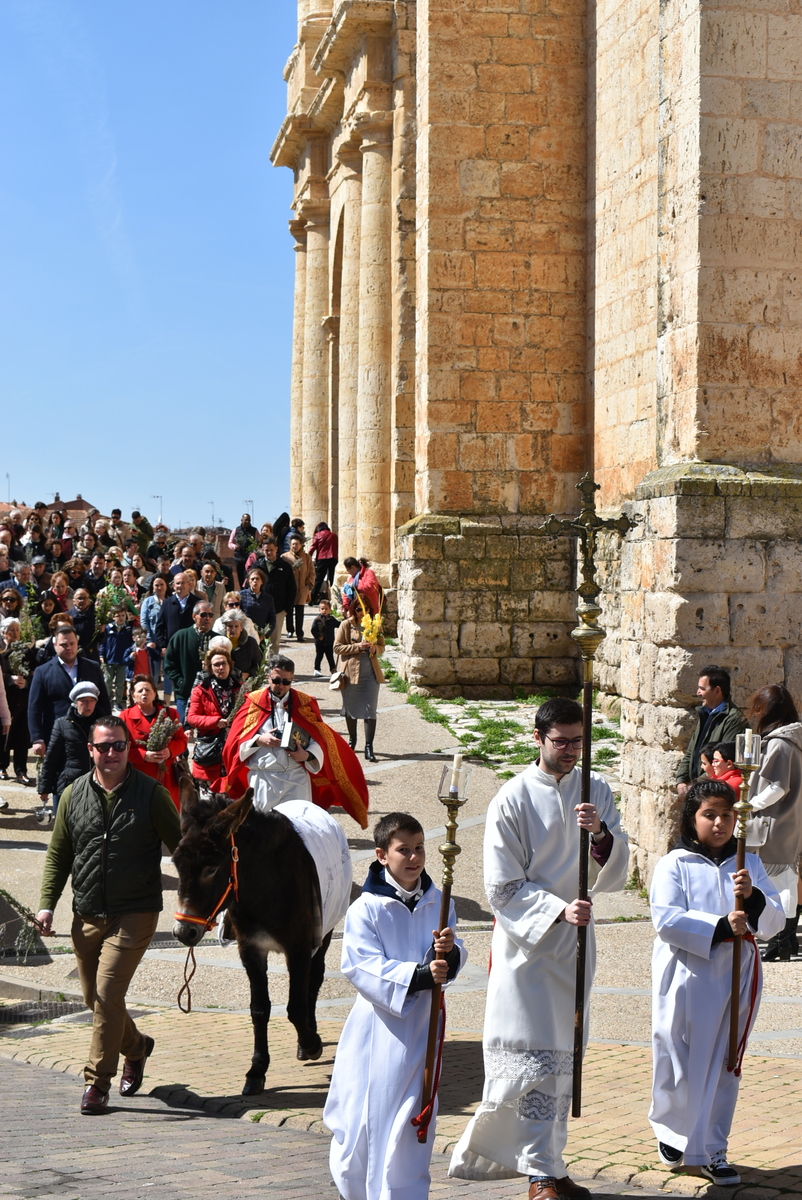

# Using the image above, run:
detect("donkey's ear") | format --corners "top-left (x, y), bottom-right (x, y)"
top-left (211, 789), bottom-right (254, 838)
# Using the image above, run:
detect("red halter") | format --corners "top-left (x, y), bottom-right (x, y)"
top-left (174, 834), bottom-right (240, 931)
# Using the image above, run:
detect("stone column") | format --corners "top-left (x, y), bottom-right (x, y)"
top-left (289, 219), bottom-right (307, 518)
top-left (356, 116), bottom-right (393, 572)
top-left (323, 315), bottom-right (340, 530)
top-left (301, 202), bottom-right (330, 529)
top-left (335, 155), bottom-right (362, 562)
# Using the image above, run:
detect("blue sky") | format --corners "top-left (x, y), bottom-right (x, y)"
top-left (0, 1), bottom-right (298, 531)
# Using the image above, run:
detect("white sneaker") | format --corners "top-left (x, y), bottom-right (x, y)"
top-left (0, 796), bottom-right (8, 811)
top-left (700, 1152), bottom-right (740, 1186)
top-left (313, 669), bottom-right (323, 677)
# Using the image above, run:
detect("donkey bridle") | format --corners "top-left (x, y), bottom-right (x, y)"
top-left (174, 833), bottom-right (240, 930)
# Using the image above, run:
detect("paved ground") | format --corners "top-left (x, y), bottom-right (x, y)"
top-left (1, 613), bottom-right (801, 1198)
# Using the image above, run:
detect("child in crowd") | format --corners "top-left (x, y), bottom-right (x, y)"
top-left (698, 745), bottom-right (716, 778)
top-left (311, 598), bottom-right (339, 677)
top-left (710, 741), bottom-right (743, 793)
top-left (124, 626), bottom-right (151, 688)
top-left (98, 605), bottom-right (134, 710)
top-left (648, 778), bottom-right (784, 1184)
top-left (324, 812), bottom-right (467, 1200)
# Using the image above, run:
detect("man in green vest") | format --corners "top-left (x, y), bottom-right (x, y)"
top-left (36, 715), bottom-right (181, 1114)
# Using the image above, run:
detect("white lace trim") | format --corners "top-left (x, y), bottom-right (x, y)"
top-left (484, 1047), bottom-right (573, 1082)
top-left (516, 1087), bottom-right (572, 1122)
top-left (486, 878), bottom-right (524, 911)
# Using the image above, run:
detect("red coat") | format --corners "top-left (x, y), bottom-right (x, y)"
top-left (310, 529), bottom-right (338, 560)
top-left (187, 681), bottom-right (228, 785)
top-left (221, 686), bottom-right (369, 828)
top-left (717, 765), bottom-right (744, 794)
top-left (119, 703), bottom-right (188, 809)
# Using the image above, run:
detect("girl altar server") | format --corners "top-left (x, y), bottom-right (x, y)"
top-left (648, 778), bottom-right (784, 1185)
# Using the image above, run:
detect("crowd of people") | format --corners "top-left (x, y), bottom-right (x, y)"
top-left (5, 505), bottom-right (801, 1197)
top-left (0, 503), bottom-right (391, 816)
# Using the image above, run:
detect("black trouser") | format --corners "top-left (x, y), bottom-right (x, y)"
top-left (311, 559), bottom-right (337, 604)
top-left (0, 708), bottom-right (31, 774)
top-left (314, 644), bottom-right (335, 672)
top-left (234, 556), bottom-right (248, 588)
top-left (285, 604), bottom-right (306, 639)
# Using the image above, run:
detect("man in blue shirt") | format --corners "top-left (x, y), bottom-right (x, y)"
top-left (676, 665), bottom-right (747, 796)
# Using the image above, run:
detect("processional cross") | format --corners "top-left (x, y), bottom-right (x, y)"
top-left (541, 474), bottom-right (635, 1118)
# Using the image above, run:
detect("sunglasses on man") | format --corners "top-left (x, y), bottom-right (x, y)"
top-left (91, 740), bottom-right (128, 754)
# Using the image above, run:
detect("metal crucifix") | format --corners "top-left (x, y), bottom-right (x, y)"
top-left (541, 473), bottom-right (635, 1118)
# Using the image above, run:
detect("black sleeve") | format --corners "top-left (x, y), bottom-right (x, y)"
top-left (744, 887), bottom-right (766, 927)
top-left (711, 915), bottom-right (734, 946)
top-left (406, 945), bottom-right (461, 994)
top-left (39, 721), bottom-right (66, 795)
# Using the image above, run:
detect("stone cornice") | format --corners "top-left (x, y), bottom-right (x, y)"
top-left (307, 75), bottom-right (345, 133)
top-left (270, 112), bottom-right (315, 168)
top-left (635, 462), bottom-right (802, 499)
top-left (311, 0), bottom-right (394, 76)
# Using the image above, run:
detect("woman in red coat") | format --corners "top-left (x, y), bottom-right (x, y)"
top-left (186, 648), bottom-right (242, 791)
top-left (120, 674), bottom-right (188, 809)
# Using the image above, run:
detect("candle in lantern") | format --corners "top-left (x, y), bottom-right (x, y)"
top-left (450, 752), bottom-right (463, 794)
top-left (744, 729), bottom-right (753, 757)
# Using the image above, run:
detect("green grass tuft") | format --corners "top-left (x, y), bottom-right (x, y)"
top-left (593, 746), bottom-right (619, 764)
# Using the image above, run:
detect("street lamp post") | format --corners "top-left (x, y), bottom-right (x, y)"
top-left (152, 495), bottom-right (163, 525)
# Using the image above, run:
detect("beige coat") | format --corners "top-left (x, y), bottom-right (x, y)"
top-left (282, 549), bottom-right (316, 606)
top-left (334, 616), bottom-right (385, 685)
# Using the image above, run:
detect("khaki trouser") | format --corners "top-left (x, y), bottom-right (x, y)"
top-left (269, 611), bottom-right (286, 656)
top-left (72, 910), bottom-right (158, 1092)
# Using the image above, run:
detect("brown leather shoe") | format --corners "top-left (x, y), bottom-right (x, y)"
top-left (81, 1084), bottom-right (108, 1114)
top-left (119, 1035), bottom-right (155, 1097)
top-left (555, 1177), bottom-right (592, 1199)
top-left (529, 1180), bottom-right (560, 1200)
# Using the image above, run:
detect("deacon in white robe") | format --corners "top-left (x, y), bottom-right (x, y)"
top-left (648, 840), bottom-right (783, 1164)
top-left (238, 686), bottom-right (322, 813)
top-left (324, 861), bottom-right (467, 1200)
top-left (449, 737), bottom-right (628, 1183)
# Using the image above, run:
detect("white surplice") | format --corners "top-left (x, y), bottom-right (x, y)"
top-left (238, 692), bottom-right (322, 812)
top-left (324, 876), bottom-right (467, 1200)
top-left (648, 846), bottom-right (784, 1164)
top-left (449, 763), bottom-right (628, 1181)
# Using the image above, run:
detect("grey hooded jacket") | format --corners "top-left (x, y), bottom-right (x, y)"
top-left (747, 722), bottom-right (802, 864)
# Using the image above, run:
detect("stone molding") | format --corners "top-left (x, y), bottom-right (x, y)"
top-left (312, 0), bottom-right (394, 76)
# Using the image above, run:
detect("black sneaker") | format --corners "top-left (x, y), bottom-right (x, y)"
top-left (700, 1152), bottom-right (740, 1186)
top-left (657, 1142), bottom-right (683, 1167)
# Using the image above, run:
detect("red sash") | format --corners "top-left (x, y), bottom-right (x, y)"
top-left (220, 686), bottom-right (369, 829)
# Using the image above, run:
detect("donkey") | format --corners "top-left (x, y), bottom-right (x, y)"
top-left (172, 770), bottom-right (334, 1096)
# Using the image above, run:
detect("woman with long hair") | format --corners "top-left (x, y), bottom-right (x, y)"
top-left (746, 683), bottom-right (802, 960)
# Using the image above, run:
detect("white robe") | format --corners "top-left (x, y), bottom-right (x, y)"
top-left (449, 763), bottom-right (629, 1181)
top-left (239, 693), bottom-right (322, 812)
top-left (324, 880), bottom-right (467, 1200)
top-left (648, 847), bottom-right (784, 1164)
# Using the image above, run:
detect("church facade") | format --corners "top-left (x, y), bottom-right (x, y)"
top-left (273, 0), bottom-right (802, 875)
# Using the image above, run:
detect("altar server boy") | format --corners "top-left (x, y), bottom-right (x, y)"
top-left (649, 778), bottom-right (784, 1185)
top-left (324, 812), bottom-right (467, 1200)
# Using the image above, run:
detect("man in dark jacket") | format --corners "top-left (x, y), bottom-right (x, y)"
top-left (164, 601), bottom-right (216, 723)
top-left (28, 628), bottom-right (111, 760)
top-left (38, 681), bottom-right (99, 801)
top-left (154, 572), bottom-right (195, 649)
top-left (252, 538), bottom-right (296, 655)
top-left (676, 664), bottom-right (747, 795)
top-left (69, 589), bottom-right (100, 660)
top-left (129, 511), bottom-right (154, 557)
top-left (36, 715), bottom-right (180, 1114)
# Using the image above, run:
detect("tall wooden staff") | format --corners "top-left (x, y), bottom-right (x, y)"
top-left (413, 752), bottom-right (469, 1143)
top-left (728, 732), bottom-right (760, 1071)
top-left (542, 474), bottom-right (634, 1118)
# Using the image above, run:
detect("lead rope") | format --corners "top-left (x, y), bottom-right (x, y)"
top-left (177, 946), bottom-right (197, 1013)
top-left (174, 834), bottom-right (239, 1014)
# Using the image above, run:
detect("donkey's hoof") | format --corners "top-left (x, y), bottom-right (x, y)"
top-left (297, 1038), bottom-right (323, 1062)
top-left (242, 1075), bottom-right (266, 1096)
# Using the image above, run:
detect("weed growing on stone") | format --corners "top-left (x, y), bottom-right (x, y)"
top-left (591, 724), bottom-right (622, 742)
top-left (593, 746), bottom-right (619, 764)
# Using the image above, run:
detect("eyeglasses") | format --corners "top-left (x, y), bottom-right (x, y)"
top-left (91, 740), bottom-right (128, 754)
top-left (544, 735), bottom-right (584, 750)
top-left (225, 601), bottom-right (239, 607)
top-left (270, 677), bottom-right (292, 687)
top-left (196, 612), bottom-right (213, 619)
